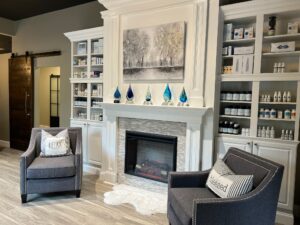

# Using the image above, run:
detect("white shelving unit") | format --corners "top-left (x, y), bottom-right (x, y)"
top-left (215, 1), bottom-right (300, 224)
top-left (65, 27), bottom-right (104, 174)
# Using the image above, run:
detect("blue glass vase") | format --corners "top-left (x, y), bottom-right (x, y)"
top-left (144, 86), bottom-right (153, 105)
top-left (178, 87), bottom-right (189, 106)
top-left (162, 84), bottom-right (173, 105)
top-left (113, 86), bottom-right (121, 103)
top-left (126, 84), bottom-right (134, 103)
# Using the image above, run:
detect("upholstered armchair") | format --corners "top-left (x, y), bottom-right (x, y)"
top-left (168, 148), bottom-right (284, 225)
top-left (20, 127), bottom-right (83, 203)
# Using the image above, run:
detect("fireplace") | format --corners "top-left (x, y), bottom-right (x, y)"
top-left (125, 131), bottom-right (177, 183)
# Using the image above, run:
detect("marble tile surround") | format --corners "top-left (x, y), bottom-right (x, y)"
top-left (117, 118), bottom-right (186, 193)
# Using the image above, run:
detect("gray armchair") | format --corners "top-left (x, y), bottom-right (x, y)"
top-left (20, 127), bottom-right (83, 203)
top-left (168, 148), bottom-right (284, 225)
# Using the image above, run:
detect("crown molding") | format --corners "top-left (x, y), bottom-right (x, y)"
top-left (64, 27), bottom-right (103, 41)
top-left (98, 0), bottom-right (207, 15)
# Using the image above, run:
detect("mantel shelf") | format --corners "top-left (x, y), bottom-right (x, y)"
top-left (102, 102), bottom-right (211, 124)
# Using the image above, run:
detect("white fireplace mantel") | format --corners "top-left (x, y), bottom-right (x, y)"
top-left (101, 103), bottom-right (212, 183)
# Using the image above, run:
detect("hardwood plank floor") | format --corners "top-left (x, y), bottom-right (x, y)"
top-left (0, 147), bottom-right (169, 225)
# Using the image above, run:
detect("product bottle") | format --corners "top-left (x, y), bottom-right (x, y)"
top-left (266, 126), bottom-right (270, 138)
top-left (277, 91), bottom-right (282, 102)
top-left (261, 126), bottom-right (266, 138)
top-left (285, 130), bottom-right (289, 140)
top-left (281, 129), bottom-right (285, 140)
top-left (273, 63), bottom-right (278, 73)
top-left (270, 126), bottom-right (275, 139)
top-left (273, 91), bottom-right (278, 102)
top-left (219, 121), bottom-right (223, 133)
top-left (283, 91), bottom-right (287, 102)
top-left (282, 62), bottom-right (285, 73)
top-left (289, 130), bottom-right (294, 141)
top-left (257, 126), bottom-right (262, 137)
top-left (287, 91), bottom-right (291, 102)
top-left (223, 121), bottom-right (229, 133)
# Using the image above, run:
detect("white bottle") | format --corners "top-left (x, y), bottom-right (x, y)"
top-left (277, 91), bottom-right (282, 102)
top-left (266, 126), bottom-right (270, 138)
top-left (285, 130), bottom-right (289, 140)
top-left (281, 129), bottom-right (285, 140)
top-left (281, 62), bottom-right (285, 73)
top-left (287, 91), bottom-right (291, 102)
top-left (267, 95), bottom-right (271, 102)
top-left (257, 126), bottom-right (262, 137)
top-left (270, 126), bottom-right (275, 139)
top-left (261, 126), bottom-right (266, 138)
top-left (273, 63), bottom-right (278, 73)
top-left (283, 91), bottom-right (287, 102)
top-left (289, 130), bottom-right (293, 141)
top-left (273, 91), bottom-right (278, 102)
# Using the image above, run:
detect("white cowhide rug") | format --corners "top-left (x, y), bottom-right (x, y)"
top-left (104, 184), bottom-right (167, 215)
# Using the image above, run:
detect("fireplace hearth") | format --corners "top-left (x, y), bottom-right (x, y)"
top-left (125, 131), bottom-right (177, 183)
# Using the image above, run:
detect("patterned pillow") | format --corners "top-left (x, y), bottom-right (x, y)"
top-left (40, 129), bottom-right (72, 157)
top-left (206, 159), bottom-right (253, 198)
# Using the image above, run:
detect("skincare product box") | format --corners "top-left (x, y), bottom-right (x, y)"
top-left (271, 41), bottom-right (295, 53)
top-left (234, 46), bottom-right (254, 55)
top-left (234, 28), bottom-right (244, 40)
top-left (287, 22), bottom-right (298, 34)
top-left (224, 23), bottom-right (233, 41)
top-left (244, 27), bottom-right (254, 39)
top-left (242, 55), bottom-right (254, 74)
top-left (233, 56), bottom-right (243, 74)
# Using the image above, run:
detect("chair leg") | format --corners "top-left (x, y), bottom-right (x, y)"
top-left (75, 190), bottom-right (81, 198)
top-left (21, 194), bottom-right (27, 203)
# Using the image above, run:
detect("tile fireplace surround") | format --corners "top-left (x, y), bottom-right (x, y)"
top-left (100, 103), bottom-right (211, 187)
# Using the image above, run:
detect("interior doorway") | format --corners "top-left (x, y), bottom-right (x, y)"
top-left (34, 67), bottom-right (60, 128)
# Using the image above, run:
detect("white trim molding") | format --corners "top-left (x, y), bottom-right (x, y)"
top-left (0, 140), bottom-right (10, 148)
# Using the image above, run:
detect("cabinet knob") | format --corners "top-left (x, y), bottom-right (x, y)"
top-left (247, 142), bottom-right (251, 145)
top-left (254, 143), bottom-right (258, 147)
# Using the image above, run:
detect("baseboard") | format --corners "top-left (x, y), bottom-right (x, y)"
top-left (0, 140), bottom-right (10, 148)
top-left (276, 210), bottom-right (294, 225)
top-left (83, 164), bottom-right (101, 176)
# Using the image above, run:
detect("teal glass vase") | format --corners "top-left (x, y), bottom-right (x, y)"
top-left (113, 86), bottom-right (121, 103)
top-left (126, 84), bottom-right (134, 103)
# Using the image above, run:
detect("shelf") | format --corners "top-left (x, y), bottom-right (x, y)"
top-left (258, 118), bottom-right (295, 122)
top-left (91, 64), bottom-right (103, 67)
top-left (262, 51), bottom-right (300, 57)
top-left (74, 95), bottom-right (87, 98)
top-left (220, 115), bottom-right (251, 119)
top-left (259, 102), bottom-right (297, 105)
top-left (91, 107), bottom-right (103, 109)
top-left (220, 100), bottom-right (252, 104)
top-left (70, 77), bottom-right (103, 83)
top-left (223, 38), bottom-right (255, 44)
top-left (263, 33), bottom-right (300, 41)
top-left (91, 53), bottom-right (103, 56)
top-left (223, 55), bottom-right (233, 59)
top-left (73, 106), bottom-right (87, 108)
top-left (91, 96), bottom-right (103, 98)
top-left (73, 54), bottom-right (87, 57)
top-left (73, 65), bottom-right (87, 68)
top-left (220, 73), bottom-right (300, 81)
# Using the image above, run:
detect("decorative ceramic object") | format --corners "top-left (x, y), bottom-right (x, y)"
top-left (162, 84), bottom-right (173, 106)
top-left (178, 87), bottom-right (189, 106)
top-left (143, 86), bottom-right (153, 105)
top-left (126, 84), bottom-right (134, 104)
top-left (268, 16), bottom-right (276, 36)
top-left (113, 86), bottom-right (121, 103)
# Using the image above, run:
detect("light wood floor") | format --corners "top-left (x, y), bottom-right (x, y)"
top-left (0, 147), bottom-right (168, 225)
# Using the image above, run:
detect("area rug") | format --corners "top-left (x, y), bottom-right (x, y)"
top-left (104, 184), bottom-right (167, 215)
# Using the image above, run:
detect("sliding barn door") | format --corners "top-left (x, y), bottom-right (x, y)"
top-left (9, 56), bottom-right (34, 150)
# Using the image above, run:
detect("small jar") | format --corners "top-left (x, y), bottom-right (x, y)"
top-left (237, 107), bottom-right (244, 116)
top-left (228, 122), bottom-right (234, 134)
top-left (233, 92), bottom-right (240, 101)
top-left (264, 108), bottom-right (270, 118)
top-left (221, 92), bottom-right (227, 100)
top-left (259, 108), bottom-right (265, 118)
top-left (291, 109), bottom-right (296, 120)
top-left (239, 92), bottom-right (246, 101)
top-left (244, 107), bottom-right (251, 117)
top-left (226, 92), bottom-right (233, 101)
top-left (246, 92), bottom-right (252, 101)
top-left (233, 123), bottom-right (240, 135)
top-left (270, 109), bottom-right (277, 118)
top-left (231, 107), bottom-right (238, 116)
top-left (224, 107), bottom-right (231, 115)
top-left (277, 110), bottom-right (283, 119)
top-left (284, 109), bottom-right (291, 119)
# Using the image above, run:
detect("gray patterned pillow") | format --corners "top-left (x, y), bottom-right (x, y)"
top-left (206, 159), bottom-right (253, 198)
top-left (40, 129), bottom-right (72, 157)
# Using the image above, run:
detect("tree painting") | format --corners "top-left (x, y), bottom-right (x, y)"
top-left (123, 22), bottom-right (185, 81)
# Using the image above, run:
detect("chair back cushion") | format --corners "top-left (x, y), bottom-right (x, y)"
top-left (223, 148), bottom-right (280, 188)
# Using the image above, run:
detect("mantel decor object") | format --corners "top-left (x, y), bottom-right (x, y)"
top-left (143, 85), bottom-right (153, 105)
top-left (268, 16), bottom-right (277, 36)
top-left (114, 86), bottom-right (121, 103)
top-left (162, 84), bottom-right (174, 106)
top-left (126, 84), bottom-right (134, 104)
top-left (178, 87), bottom-right (189, 107)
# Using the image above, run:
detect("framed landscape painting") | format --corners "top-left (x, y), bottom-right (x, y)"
top-left (123, 22), bottom-right (186, 82)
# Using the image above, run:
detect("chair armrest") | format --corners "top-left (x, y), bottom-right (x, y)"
top-left (168, 170), bottom-right (210, 188)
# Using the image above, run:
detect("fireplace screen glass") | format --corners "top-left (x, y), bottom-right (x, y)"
top-left (125, 131), bottom-right (177, 183)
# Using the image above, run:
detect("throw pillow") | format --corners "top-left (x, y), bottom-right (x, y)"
top-left (40, 129), bottom-right (72, 157)
top-left (206, 159), bottom-right (253, 198)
